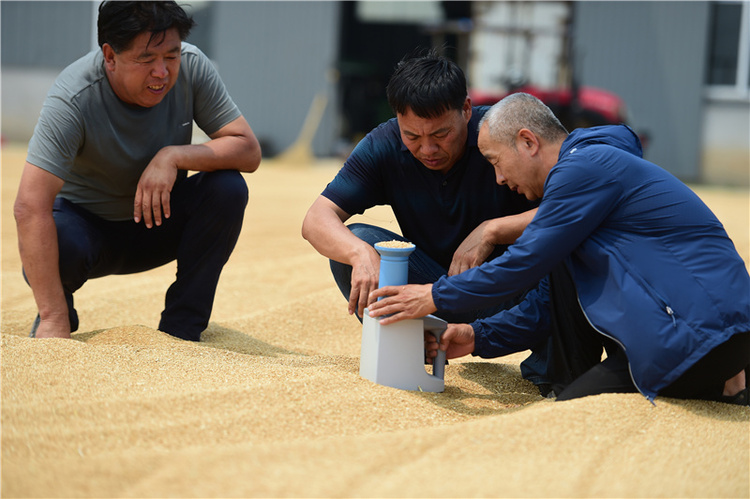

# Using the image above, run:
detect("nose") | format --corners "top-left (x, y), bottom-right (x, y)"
top-left (495, 170), bottom-right (507, 186)
top-left (151, 58), bottom-right (168, 78)
top-left (420, 139), bottom-right (439, 155)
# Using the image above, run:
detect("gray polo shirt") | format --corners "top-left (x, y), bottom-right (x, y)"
top-left (27, 42), bottom-right (241, 221)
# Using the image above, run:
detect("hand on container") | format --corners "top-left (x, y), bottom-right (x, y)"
top-left (424, 323), bottom-right (476, 363)
top-left (367, 283), bottom-right (436, 324)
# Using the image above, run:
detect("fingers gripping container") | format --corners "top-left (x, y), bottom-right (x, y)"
top-left (359, 241), bottom-right (448, 392)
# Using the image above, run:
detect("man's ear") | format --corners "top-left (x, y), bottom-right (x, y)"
top-left (517, 128), bottom-right (540, 156)
top-left (462, 97), bottom-right (472, 121)
top-left (102, 43), bottom-right (116, 71)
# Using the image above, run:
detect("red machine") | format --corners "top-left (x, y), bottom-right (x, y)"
top-left (470, 84), bottom-right (629, 130)
top-left (470, 84), bottom-right (649, 150)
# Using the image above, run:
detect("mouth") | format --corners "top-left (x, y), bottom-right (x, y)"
top-left (421, 157), bottom-right (444, 168)
top-left (147, 84), bottom-right (166, 92)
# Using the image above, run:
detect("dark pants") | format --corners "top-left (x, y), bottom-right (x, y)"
top-left (38, 170), bottom-right (248, 341)
top-left (329, 223), bottom-right (550, 386)
top-left (547, 263), bottom-right (750, 402)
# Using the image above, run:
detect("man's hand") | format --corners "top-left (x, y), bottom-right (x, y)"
top-left (449, 210), bottom-right (539, 275)
top-left (348, 247), bottom-right (380, 317)
top-left (425, 323), bottom-right (475, 362)
top-left (301, 196), bottom-right (391, 318)
top-left (449, 220), bottom-right (496, 276)
top-left (134, 147), bottom-right (179, 228)
top-left (133, 116), bottom-right (261, 229)
top-left (367, 283), bottom-right (437, 324)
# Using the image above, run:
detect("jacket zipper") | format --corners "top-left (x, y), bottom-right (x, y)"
top-left (666, 306), bottom-right (676, 327)
top-left (574, 293), bottom-right (656, 405)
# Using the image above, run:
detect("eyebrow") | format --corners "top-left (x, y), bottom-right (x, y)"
top-left (403, 126), bottom-right (451, 137)
top-left (136, 45), bottom-right (181, 60)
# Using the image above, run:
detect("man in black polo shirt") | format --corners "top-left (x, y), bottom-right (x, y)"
top-left (301, 51), bottom-right (548, 391)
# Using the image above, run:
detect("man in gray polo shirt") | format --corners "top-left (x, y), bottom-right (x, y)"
top-left (13, 1), bottom-right (262, 341)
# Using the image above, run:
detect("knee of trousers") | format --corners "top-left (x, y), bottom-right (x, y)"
top-left (346, 223), bottom-right (374, 237)
top-left (54, 226), bottom-right (97, 291)
top-left (346, 223), bottom-right (403, 246)
top-left (198, 170), bottom-right (249, 215)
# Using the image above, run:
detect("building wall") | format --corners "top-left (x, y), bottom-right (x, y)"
top-left (1, 1), bottom-right (745, 182)
top-left (701, 101), bottom-right (750, 186)
top-left (1, 1), bottom-right (94, 68)
top-left (207, 1), bottom-right (340, 157)
top-left (573, 1), bottom-right (710, 181)
top-left (1, 1), bottom-right (96, 142)
top-left (1, 1), bottom-right (341, 157)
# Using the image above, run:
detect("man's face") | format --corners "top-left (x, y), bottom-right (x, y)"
top-left (478, 123), bottom-right (542, 200)
top-left (102, 28), bottom-right (182, 108)
top-left (396, 99), bottom-right (471, 174)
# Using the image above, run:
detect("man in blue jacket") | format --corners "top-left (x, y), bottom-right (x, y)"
top-left (368, 92), bottom-right (750, 404)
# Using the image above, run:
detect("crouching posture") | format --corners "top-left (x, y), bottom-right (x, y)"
top-left (369, 93), bottom-right (750, 405)
top-left (14, 1), bottom-right (261, 341)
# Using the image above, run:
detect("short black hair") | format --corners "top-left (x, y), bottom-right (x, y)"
top-left (97, 1), bottom-right (195, 52)
top-left (386, 49), bottom-right (467, 119)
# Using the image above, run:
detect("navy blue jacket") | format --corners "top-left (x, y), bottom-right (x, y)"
top-left (432, 125), bottom-right (750, 400)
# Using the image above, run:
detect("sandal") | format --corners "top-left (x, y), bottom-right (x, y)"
top-left (29, 315), bottom-right (40, 338)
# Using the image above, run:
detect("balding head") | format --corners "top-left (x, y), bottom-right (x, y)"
top-left (479, 93), bottom-right (568, 148)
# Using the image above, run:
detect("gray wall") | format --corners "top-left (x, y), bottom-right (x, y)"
top-left (0, 0), bottom-right (721, 176)
top-left (0, 1), bottom-right (341, 157)
top-left (1, 1), bottom-right (94, 68)
top-left (1, 1), bottom-right (96, 142)
top-left (574, 1), bottom-right (709, 181)
top-left (209, 1), bottom-right (340, 157)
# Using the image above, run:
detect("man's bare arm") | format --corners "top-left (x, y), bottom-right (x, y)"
top-left (301, 195), bottom-right (380, 316)
top-left (13, 163), bottom-right (70, 338)
top-left (134, 116), bottom-right (262, 227)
